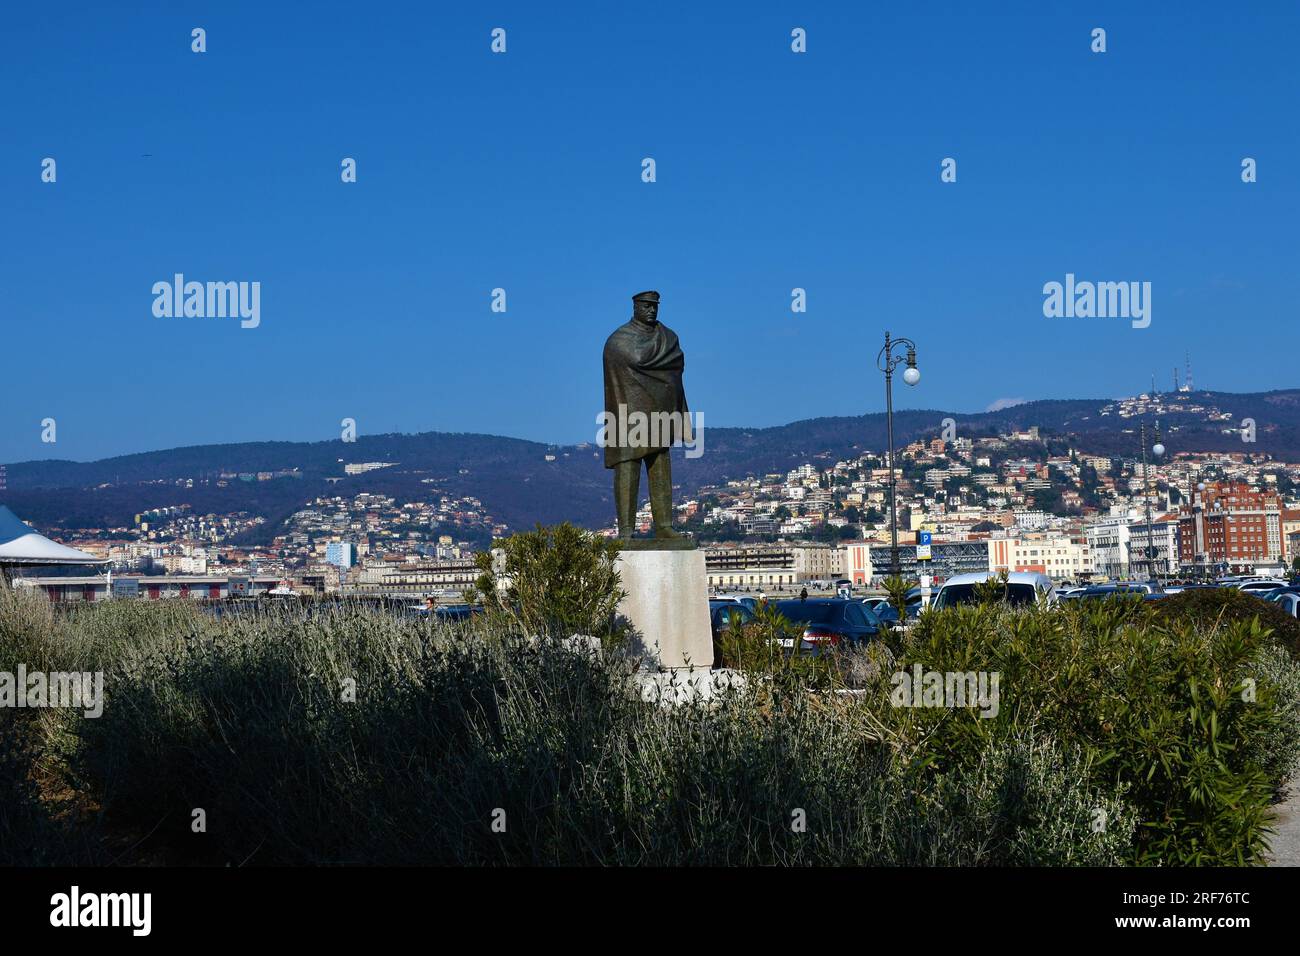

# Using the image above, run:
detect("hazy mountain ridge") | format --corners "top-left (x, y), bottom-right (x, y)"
top-left (4, 389), bottom-right (1297, 537)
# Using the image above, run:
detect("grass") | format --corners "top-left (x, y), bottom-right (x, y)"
top-left (1, 583), bottom-right (1298, 866)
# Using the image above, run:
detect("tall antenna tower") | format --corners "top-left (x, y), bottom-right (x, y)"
top-left (1184, 351), bottom-right (1193, 392)
top-left (1173, 366), bottom-right (1179, 391)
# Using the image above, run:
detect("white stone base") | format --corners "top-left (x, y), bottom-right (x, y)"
top-left (635, 667), bottom-right (747, 706)
top-left (615, 548), bottom-right (714, 670)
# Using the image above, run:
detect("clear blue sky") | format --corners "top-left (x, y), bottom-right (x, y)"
top-left (3, 1), bottom-right (1297, 463)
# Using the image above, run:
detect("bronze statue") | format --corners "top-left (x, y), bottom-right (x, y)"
top-left (602, 291), bottom-right (691, 541)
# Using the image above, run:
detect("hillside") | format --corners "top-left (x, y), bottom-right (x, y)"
top-left (3, 389), bottom-right (1297, 539)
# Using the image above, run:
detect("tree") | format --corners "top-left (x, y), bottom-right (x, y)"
top-left (468, 523), bottom-right (625, 641)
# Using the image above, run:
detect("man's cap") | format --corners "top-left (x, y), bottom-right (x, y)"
top-left (632, 290), bottom-right (660, 304)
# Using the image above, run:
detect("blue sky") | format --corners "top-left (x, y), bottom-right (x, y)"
top-left (3, 1), bottom-right (1297, 463)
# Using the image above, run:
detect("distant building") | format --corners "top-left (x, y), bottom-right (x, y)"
top-left (325, 542), bottom-right (357, 568)
top-left (14, 574), bottom-right (283, 603)
top-left (347, 558), bottom-right (480, 596)
top-left (867, 541), bottom-right (988, 581)
top-left (1178, 481), bottom-right (1283, 574)
top-left (703, 543), bottom-right (841, 590)
top-left (1085, 515), bottom-right (1133, 579)
top-left (988, 533), bottom-right (1093, 580)
top-left (841, 541), bottom-right (873, 585)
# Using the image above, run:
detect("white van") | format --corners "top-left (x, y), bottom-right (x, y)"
top-left (932, 571), bottom-right (1056, 610)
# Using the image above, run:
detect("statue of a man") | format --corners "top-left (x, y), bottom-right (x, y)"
top-left (602, 290), bottom-right (691, 540)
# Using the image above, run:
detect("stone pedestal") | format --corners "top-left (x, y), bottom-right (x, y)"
top-left (615, 546), bottom-right (713, 670)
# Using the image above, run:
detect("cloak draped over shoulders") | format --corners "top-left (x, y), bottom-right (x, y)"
top-left (602, 319), bottom-right (691, 467)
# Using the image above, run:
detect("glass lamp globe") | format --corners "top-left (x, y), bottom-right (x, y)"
top-left (902, 366), bottom-right (920, 386)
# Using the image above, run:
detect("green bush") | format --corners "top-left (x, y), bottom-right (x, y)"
top-left (0, 587), bottom-right (103, 864)
top-left (1153, 587), bottom-right (1300, 661)
top-left (924, 733), bottom-right (1138, 866)
top-left (881, 575), bottom-right (915, 617)
top-left (0, 714), bottom-right (60, 865)
top-left (715, 603), bottom-right (839, 688)
top-left (66, 603), bottom-right (1144, 865)
top-left (1, 582), bottom-right (1297, 866)
top-left (1244, 640), bottom-right (1300, 799)
top-left (468, 523), bottom-right (626, 644)
top-left (888, 600), bottom-right (1292, 865)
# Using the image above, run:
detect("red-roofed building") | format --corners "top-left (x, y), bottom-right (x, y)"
top-left (1178, 481), bottom-right (1283, 573)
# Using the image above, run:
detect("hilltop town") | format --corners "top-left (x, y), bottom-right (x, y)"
top-left (11, 386), bottom-right (1299, 603)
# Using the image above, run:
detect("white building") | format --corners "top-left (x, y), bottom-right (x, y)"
top-left (988, 534), bottom-right (1093, 580)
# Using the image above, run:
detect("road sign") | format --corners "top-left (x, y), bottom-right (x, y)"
top-left (917, 530), bottom-right (932, 561)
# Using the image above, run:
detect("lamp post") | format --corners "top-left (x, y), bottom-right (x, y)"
top-left (1194, 480), bottom-right (1207, 580)
top-left (1140, 420), bottom-right (1165, 581)
top-left (877, 332), bottom-right (920, 577)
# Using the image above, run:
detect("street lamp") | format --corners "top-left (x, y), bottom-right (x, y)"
top-left (877, 332), bottom-right (920, 577)
top-left (1192, 480), bottom-right (1207, 579)
top-left (1139, 420), bottom-right (1164, 581)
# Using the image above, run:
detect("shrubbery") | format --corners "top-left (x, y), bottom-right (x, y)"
top-left (882, 599), bottom-right (1295, 865)
top-left (1, 552), bottom-right (1298, 866)
top-left (1153, 586), bottom-right (1300, 661)
top-left (48, 601), bottom-right (1137, 865)
top-left (468, 523), bottom-right (626, 645)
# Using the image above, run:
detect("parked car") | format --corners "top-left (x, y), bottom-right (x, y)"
top-left (711, 592), bottom-right (760, 613)
top-left (1231, 579), bottom-right (1289, 596)
top-left (873, 598), bottom-right (921, 625)
top-left (1268, 590), bottom-right (1300, 618)
top-left (1072, 584), bottom-right (1153, 601)
top-left (1117, 581), bottom-right (1160, 594)
top-left (931, 571), bottom-right (1056, 610)
top-left (709, 600), bottom-right (754, 666)
top-left (709, 600), bottom-right (754, 636)
top-left (772, 598), bottom-right (882, 654)
top-left (433, 603), bottom-right (482, 622)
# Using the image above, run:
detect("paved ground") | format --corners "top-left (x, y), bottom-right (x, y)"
top-left (1268, 781), bottom-right (1300, 865)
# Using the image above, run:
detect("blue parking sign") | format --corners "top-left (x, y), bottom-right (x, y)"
top-left (919, 531), bottom-right (932, 546)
